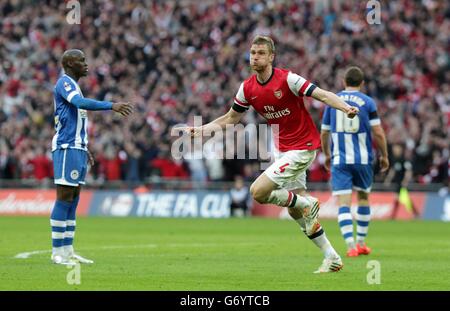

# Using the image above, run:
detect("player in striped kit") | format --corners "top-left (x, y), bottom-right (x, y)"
top-left (321, 66), bottom-right (389, 257)
top-left (50, 49), bottom-right (133, 265)
top-left (183, 36), bottom-right (359, 273)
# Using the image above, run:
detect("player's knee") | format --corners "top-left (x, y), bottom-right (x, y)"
top-left (57, 193), bottom-right (72, 203)
top-left (56, 185), bottom-right (76, 203)
top-left (250, 184), bottom-right (269, 203)
top-left (357, 191), bottom-right (369, 202)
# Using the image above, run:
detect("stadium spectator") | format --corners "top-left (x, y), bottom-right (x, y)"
top-left (29, 146), bottom-right (52, 181)
top-left (122, 142), bottom-right (143, 183)
top-left (150, 145), bottom-right (189, 179)
top-left (230, 175), bottom-right (250, 217)
top-left (0, 0), bottom-right (448, 187)
top-left (384, 143), bottom-right (420, 219)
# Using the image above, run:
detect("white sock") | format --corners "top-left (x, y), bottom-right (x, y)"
top-left (295, 218), bottom-right (338, 259)
top-left (310, 231), bottom-right (339, 258)
top-left (52, 246), bottom-right (65, 256)
top-left (267, 189), bottom-right (310, 209)
top-left (64, 245), bottom-right (74, 256)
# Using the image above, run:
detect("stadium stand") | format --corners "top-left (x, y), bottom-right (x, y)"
top-left (0, 0), bottom-right (448, 188)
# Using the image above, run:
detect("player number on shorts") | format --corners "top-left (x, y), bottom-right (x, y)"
top-left (279, 163), bottom-right (289, 173)
top-left (336, 110), bottom-right (360, 133)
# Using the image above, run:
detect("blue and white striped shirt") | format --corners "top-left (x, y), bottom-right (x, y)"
top-left (52, 74), bottom-right (88, 151)
top-left (321, 90), bottom-right (380, 165)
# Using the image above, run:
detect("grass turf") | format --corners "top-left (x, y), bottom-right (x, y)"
top-left (0, 216), bottom-right (449, 290)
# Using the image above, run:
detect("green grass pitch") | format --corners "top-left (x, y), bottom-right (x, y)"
top-left (1, 216), bottom-right (449, 290)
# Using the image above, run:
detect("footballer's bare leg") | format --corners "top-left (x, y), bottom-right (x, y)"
top-left (249, 173), bottom-right (278, 203)
top-left (250, 174), bottom-right (312, 212)
top-left (251, 173), bottom-right (320, 236)
top-left (249, 175), bottom-right (306, 222)
top-left (56, 184), bottom-right (77, 202)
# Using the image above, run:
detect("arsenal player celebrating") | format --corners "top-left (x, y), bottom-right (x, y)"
top-left (185, 36), bottom-right (359, 273)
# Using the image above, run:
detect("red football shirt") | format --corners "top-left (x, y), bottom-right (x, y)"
top-left (233, 67), bottom-right (321, 152)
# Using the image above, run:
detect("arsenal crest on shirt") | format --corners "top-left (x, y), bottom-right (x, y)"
top-left (274, 90), bottom-right (283, 99)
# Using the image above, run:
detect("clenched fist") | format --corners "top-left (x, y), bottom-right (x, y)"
top-left (346, 106), bottom-right (359, 119)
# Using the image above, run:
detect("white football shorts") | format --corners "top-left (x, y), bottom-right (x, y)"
top-left (264, 149), bottom-right (317, 191)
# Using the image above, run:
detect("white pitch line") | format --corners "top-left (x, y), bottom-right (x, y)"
top-left (14, 250), bottom-right (52, 259)
top-left (13, 242), bottom-right (259, 259)
top-left (13, 244), bottom-right (158, 259)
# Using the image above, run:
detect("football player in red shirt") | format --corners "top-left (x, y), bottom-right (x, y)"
top-left (184, 36), bottom-right (358, 273)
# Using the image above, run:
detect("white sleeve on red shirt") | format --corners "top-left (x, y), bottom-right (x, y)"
top-left (233, 82), bottom-right (250, 110)
top-left (287, 71), bottom-right (316, 97)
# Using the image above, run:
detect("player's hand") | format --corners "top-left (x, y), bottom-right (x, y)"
top-left (345, 106), bottom-right (359, 119)
top-left (87, 149), bottom-right (95, 166)
top-left (379, 156), bottom-right (389, 173)
top-left (112, 102), bottom-right (133, 116)
top-left (324, 155), bottom-right (331, 171)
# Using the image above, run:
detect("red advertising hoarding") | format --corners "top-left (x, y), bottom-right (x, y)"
top-left (0, 190), bottom-right (92, 216)
top-left (251, 191), bottom-right (426, 220)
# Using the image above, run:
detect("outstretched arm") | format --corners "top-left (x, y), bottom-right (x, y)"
top-left (70, 95), bottom-right (133, 116)
top-left (70, 95), bottom-right (112, 110)
top-left (205, 108), bottom-right (244, 129)
top-left (311, 87), bottom-right (359, 118)
top-left (57, 78), bottom-right (133, 116)
top-left (186, 107), bottom-right (244, 137)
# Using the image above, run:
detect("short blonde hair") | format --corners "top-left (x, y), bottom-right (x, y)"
top-left (252, 35), bottom-right (275, 54)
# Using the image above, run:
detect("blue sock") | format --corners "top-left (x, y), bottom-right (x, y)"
top-left (50, 200), bottom-right (72, 253)
top-left (356, 206), bottom-right (371, 245)
top-left (64, 196), bottom-right (79, 252)
top-left (338, 206), bottom-right (355, 249)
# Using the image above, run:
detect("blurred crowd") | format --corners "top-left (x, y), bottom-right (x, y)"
top-left (0, 0), bottom-right (448, 188)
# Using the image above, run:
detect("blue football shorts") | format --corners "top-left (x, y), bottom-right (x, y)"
top-left (330, 164), bottom-right (373, 195)
top-left (53, 148), bottom-right (88, 187)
